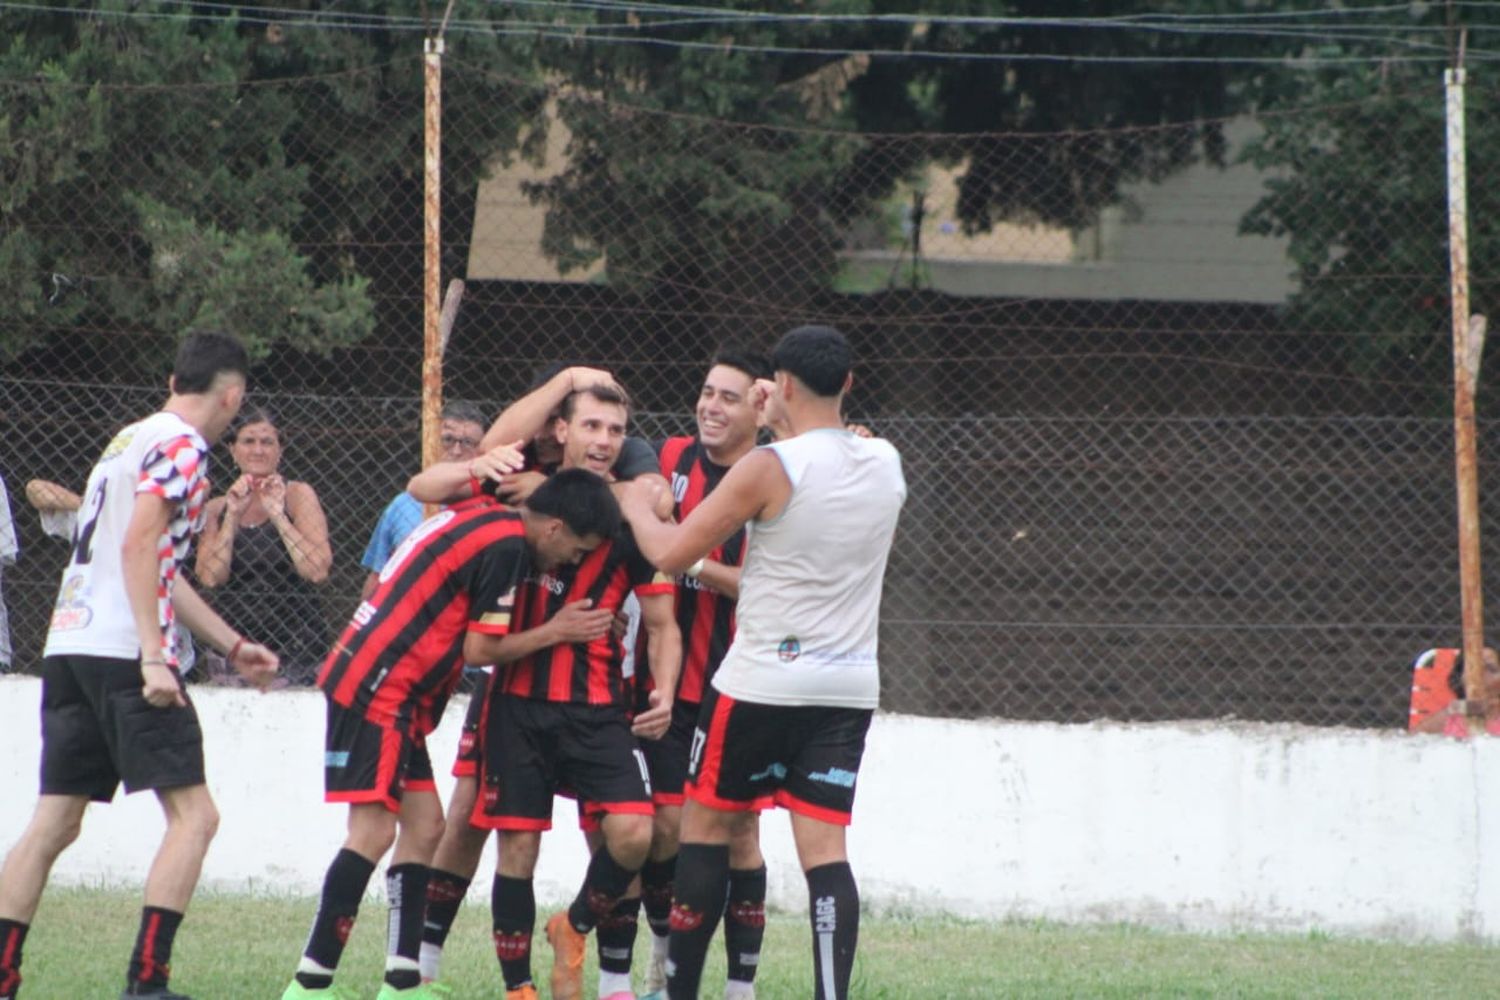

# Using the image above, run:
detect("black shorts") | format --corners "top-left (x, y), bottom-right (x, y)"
top-left (640, 698), bottom-right (702, 807)
top-left (687, 686), bottom-right (873, 825)
top-left (451, 687), bottom-right (486, 779)
top-left (323, 699), bottom-right (435, 813)
top-left (40, 654), bottom-right (205, 800)
top-left (473, 695), bottom-right (652, 832)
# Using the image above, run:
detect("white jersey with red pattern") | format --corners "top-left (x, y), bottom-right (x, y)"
top-left (44, 411), bottom-right (210, 666)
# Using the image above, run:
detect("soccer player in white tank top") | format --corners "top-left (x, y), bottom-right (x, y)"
top-left (622, 325), bottom-right (906, 1000)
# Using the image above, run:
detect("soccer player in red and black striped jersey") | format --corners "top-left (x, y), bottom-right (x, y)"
top-left (630, 346), bottom-right (773, 1000)
top-left (282, 468), bottom-right (620, 1000)
top-left (467, 384), bottom-right (684, 1000)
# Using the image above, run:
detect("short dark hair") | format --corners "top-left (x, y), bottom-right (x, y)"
top-left (227, 406), bottom-right (281, 445)
top-left (711, 345), bottom-right (772, 383)
top-left (771, 325), bottom-right (851, 397)
top-left (173, 330), bottom-right (248, 394)
top-left (559, 383), bottom-right (631, 422)
top-left (526, 468), bottom-right (621, 540)
top-left (442, 400), bottom-right (488, 429)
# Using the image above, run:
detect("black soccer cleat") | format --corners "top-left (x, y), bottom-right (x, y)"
top-left (120, 985), bottom-right (194, 999)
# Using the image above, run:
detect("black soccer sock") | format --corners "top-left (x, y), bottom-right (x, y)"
top-left (126, 905), bottom-right (183, 991)
top-left (0, 919), bottom-right (28, 998)
top-left (639, 855), bottom-right (676, 940)
top-left (806, 861), bottom-right (860, 1000)
top-left (724, 865), bottom-right (768, 984)
top-left (383, 862), bottom-right (429, 990)
top-left (296, 848), bottom-right (377, 988)
top-left (422, 869), bottom-right (471, 950)
top-left (664, 843), bottom-right (729, 1000)
top-left (566, 845), bottom-right (639, 934)
top-left (491, 874), bottom-right (537, 991)
top-left (595, 896), bottom-right (640, 975)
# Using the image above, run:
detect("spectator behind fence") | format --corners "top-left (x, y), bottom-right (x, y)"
top-left (1414, 646), bottom-right (1500, 738)
top-left (0, 473), bottom-right (16, 672)
top-left (357, 400), bottom-right (488, 600)
top-left (194, 407), bottom-right (332, 686)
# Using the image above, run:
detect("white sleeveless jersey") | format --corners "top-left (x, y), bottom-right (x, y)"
top-left (712, 428), bottom-right (906, 708)
top-left (44, 411), bottom-right (210, 666)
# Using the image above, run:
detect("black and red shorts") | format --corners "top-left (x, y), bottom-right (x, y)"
top-left (640, 697), bottom-right (704, 807)
top-left (451, 685), bottom-right (487, 779)
top-left (40, 654), bottom-right (205, 800)
top-left (323, 699), bottom-right (435, 812)
top-left (472, 694), bottom-right (652, 832)
top-left (687, 686), bottom-right (872, 825)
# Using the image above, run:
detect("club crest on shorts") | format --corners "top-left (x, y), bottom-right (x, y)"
top-left (777, 636), bottom-right (801, 662)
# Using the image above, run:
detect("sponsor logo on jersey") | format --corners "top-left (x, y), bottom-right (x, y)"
top-left (777, 636), bottom-right (800, 662)
top-left (533, 573), bottom-right (566, 596)
top-left (48, 574), bottom-right (92, 631)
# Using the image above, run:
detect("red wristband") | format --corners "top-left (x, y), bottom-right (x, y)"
top-left (228, 637), bottom-right (246, 664)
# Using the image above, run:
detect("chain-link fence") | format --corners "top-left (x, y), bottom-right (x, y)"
top-left (5, 27), bottom-right (1500, 728)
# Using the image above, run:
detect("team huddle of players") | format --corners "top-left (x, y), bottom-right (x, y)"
top-left (0, 325), bottom-right (907, 1000)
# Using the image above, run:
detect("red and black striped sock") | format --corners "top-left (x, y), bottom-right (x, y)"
top-left (0, 918), bottom-right (28, 999)
top-left (126, 905), bottom-right (183, 992)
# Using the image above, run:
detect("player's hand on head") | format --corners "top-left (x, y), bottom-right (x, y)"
top-left (631, 688), bottom-right (672, 740)
top-left (140, 662), bottom-right (187, 709)
top-left (548, 599), bottom-right (615, 644)
top-left (230, 640), bottom-right (280, 692)
top-left (568, 366), bottom-right (621, 394)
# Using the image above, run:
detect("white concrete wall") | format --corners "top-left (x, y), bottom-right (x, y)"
top-left (1, 676), bottom-right (1494, 941)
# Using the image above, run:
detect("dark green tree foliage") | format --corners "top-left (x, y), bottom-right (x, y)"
top-left (1240, 7), bottom-right (1500, 379)
top-left (520, 0), bottom-right (868, 302)
top-left (513, 0), bottom-right (1278, 301)
top-left (0, 1), bottom-right (543, 371)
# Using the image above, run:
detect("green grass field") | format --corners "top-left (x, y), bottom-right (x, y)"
top-left (16, 887), bottom-right (1500, 998)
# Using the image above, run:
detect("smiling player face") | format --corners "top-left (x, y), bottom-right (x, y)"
top-left (695, 364), bottom-right (759, 457)
top-left (556, 395), bottom-right (627, 476)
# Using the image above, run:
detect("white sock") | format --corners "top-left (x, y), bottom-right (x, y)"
top-left (295, 956), bottom-right (335, 976)
top-left (418, 941), bottom-right (442, 982)
top-left (385, 955), bottom-right (420, 974)
top-left (725, 980), bottom-right (757, 1000)
top-left (651, 930), bottom-right (670, 962)
top-left (599, 969), bottom-right (634, 996)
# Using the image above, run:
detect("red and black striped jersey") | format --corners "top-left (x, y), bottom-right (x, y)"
top-left (320, 497), bottom-right (527, 735)
top-left (501, 525), bottom-right (673, 707)
top-left (638, 436), bottom-right (745, 705)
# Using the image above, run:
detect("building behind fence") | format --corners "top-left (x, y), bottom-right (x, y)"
top-left (4, 36), bottom-right (1500, 729)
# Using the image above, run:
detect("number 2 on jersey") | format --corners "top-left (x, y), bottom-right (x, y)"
top-left (71, 479), bottom-right (109, 565)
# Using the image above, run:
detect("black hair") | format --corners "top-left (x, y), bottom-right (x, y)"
top-left (526, 468), bottom-right (621, 540)
top-left (442, 399), bottom-right (489, 428)
top-left (173, 330), bottom-right (248, 394)
top-left (770, 325), bottom-right (851, 397)
top-left (227, 406), bottom-right (281, 445)
top-left (711, 344), bottom-right (772, 383)
top-left (559, 383), bottom-right (631, 422)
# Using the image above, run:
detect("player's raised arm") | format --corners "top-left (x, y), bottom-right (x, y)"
top-left (621, 448), bottom-right (789, 575)
top-left (479, 365), bottom-right (620, 452)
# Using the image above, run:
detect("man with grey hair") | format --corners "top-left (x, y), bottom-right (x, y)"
top-left (359, 400), bottom-right (490, 600)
